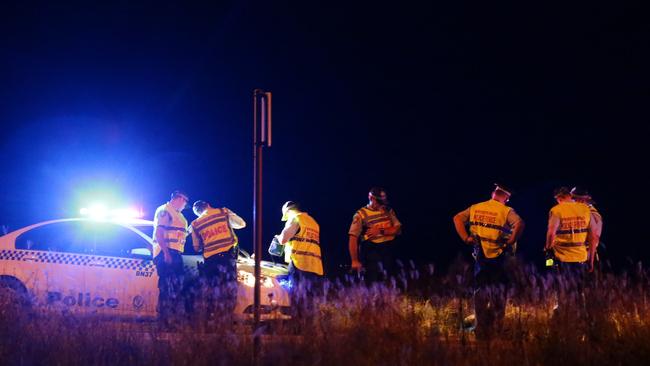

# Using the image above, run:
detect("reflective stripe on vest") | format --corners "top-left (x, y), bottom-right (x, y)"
top-left (551, 202), bottom-right (591, 263)
top-left (191, 207), bottom-right (237, 258)
top-left (469, 200), bottom-right (512, 259)
top-left (288, 212), bottom-right (323, 276)
top-left (358, 207), bottom-right (395, 243)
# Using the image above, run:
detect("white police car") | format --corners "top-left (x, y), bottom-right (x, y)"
top-left (0, 218), bottom-right (291, 319)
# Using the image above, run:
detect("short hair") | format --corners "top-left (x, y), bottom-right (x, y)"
top-left (570, 186), bottom-right (591, 199)
top-left (171, 190), bottom-right (189, 201)
top-left (553, 186), bottom-right (572, 198)
top-left (369, 187), bottom-right (387, 199)
top-left (192, 200), bottom-right (209, 216)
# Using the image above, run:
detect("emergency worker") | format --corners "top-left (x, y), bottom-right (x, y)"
top-left (190, 200), bottom-right (246, 316)
top-left (571, 186), bottom-right (603, 267)
top-left (153, 190), bottom-right (190, 322)
top-left (453, 184), bottom-right (525, 338)
top-left (546, 187), bottom-right (599, 273)
top-left (274, 201), bottom-right (323, 282)
top-left (348, 187), bottom-right (402, 283)
top-left (273, 201), bottom-right (323, 320)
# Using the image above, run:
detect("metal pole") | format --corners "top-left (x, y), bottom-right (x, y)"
top-left (252, 89), bottom-right (271, 361)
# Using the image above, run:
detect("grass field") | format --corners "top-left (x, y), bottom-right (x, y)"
top-left (2, 258), bottom-right (650, 365)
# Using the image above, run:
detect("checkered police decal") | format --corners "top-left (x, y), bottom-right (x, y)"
top-left (0, 249), bottom-right (155, 272)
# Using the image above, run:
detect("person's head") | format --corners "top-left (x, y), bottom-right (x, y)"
top-left (192, 200), bottom-right (210, 217)
top-left (570, 186), bottom-right (592, 204)
top-left (281, 201), bottom-right (300, 221)
top-left (169, 190), bottom-right (189, 211)
top-left (553, 186), bottom-right (573, 203)
top-left (491, 183), bottom-right (512, 204)
top-left (368, 187), bottom-right (388, 207)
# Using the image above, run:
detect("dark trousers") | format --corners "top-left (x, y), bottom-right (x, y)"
top-left (200, 247), bottom-right (238, 315)
top-left (473, 254), bottom-right (509, 339)
top-left (154, 249), bottom-right (185, 320)
top-left (553, 261), bottom-right (587, 314)
top-left (360, 240), bottom-right (396, 284)
top-left (288, 263), bottom-right (320, 319)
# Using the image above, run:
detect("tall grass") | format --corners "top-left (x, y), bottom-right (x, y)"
top-left (3, 258), bottom-right (650, 365)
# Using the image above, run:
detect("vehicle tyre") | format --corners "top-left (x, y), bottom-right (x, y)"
top-left (0, 279), bottom-right (31, 317)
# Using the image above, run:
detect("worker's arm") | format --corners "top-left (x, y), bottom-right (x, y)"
top-left (155, 210), bottom-right (173, 263)
top-left (545, 212), bottom-right (560, 251)
top-left (348, 213), bottom-right (363, 270)
top-left (587, 214), bottom-right (601, 272)
top-left (348, 234), bottom-right (362, 271)
top-left (191, 227), bottom-right (202, 253)
top-left (453, 208), bottom-right (475, 245)
top-left (277, 218), bottom-right (299, 245)
top-left (225, 208), bottom-right (246, 229)
top-left (506, 210), bottom-right (525, 246)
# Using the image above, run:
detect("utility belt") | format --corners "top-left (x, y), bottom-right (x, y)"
top-left (471, 235), bottom-right (514, 262)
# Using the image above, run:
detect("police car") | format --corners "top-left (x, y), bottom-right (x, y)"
top-left (0, 217), bottom-right (291, 319)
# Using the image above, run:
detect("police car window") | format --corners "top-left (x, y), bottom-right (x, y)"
top-left (16, 221), bottom-right (151, 258)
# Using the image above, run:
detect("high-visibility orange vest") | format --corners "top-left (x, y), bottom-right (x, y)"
top-left (191, 207), bottom-right (238, 258)
top-left (287, 212), bottom-right (323, 276)
top-left (357, 207), bottom-right (396, 243)
top-left (153, 203), bottom-right (188, 253)
top-left (551, 202), bottom-right (591, 263)
top-left (469, 199), bottom-right (512, 259)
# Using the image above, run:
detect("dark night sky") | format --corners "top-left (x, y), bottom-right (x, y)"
top-left (1, 1), bottom-right (649, 274)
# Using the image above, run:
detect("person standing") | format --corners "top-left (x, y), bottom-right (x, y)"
top-left (546, 187), bottom-right (599, 273)
top-left (153, 190), bottom-right (190, 322)
top-left (190, 200), bottom-right (246, 316)
top-left (274, 201), bottom-right (323, 283)
top-left (348, 187), bottom-right (402, 283)
top-left (272, 201), bottom-right (323, 320)
top-left (571, 186), bottom-right (603, 268)
top-left (453, 183), bottom-right (525, 338)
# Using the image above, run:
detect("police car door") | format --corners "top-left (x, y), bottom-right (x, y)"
top-left (81, 222), bottom-right (158, 318)
top-left (12, 221), bottom-right (90, 314)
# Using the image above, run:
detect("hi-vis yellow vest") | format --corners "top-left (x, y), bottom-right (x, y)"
top-left (191, 207), bottom-right (238, 258)
top-left (153, 203), bottom-right (188, 253)
top-left (358, 207), bottom-right (395, 244)
top-left (287, 213), bottom-right (323, 276)
top-left (551, 202), bottom-right (591, 263)
top-left (469, 199), bottom-right (512, 259)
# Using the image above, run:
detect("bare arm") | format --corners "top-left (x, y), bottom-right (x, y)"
top-left (277, 219), bottom-right (299, 245)
top-left (587, 214), bottom-right (600, 272)
top-left (349, 234), bottom-right (362, 270)
top-left (453, 210), bottom-right (475, 245)
top-left (191, 229), bottom-right (202, 253)
top-left (545, 214), bottom-right (560, 251)
top-left (507, 219), bottom-right (525, 245)
top-left (154, 209), bottom-right (173, 263)
top-left (226, 208), bottom-right (246, 229)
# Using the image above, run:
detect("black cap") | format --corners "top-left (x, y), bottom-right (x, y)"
top-left (493, 183), bottom-right (512, 196)
top-left (553, 186), bottom-right (572, 198)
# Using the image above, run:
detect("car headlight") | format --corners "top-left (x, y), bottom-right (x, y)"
top-left (238, 270), bottom-right (275, 288)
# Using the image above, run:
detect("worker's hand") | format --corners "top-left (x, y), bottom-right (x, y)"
top-left (351, 260), bottom-right (363, 272)
top-left (163, 251), bottom-right (172, 264)
top-left (506, 238), bottom-right (516, 246)
top-left (588, 261), bottom-right (595, 273)
top-left (365, 226), bottom-right (381, 239)
top-left (464, 236), bottom-right (476, 245)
